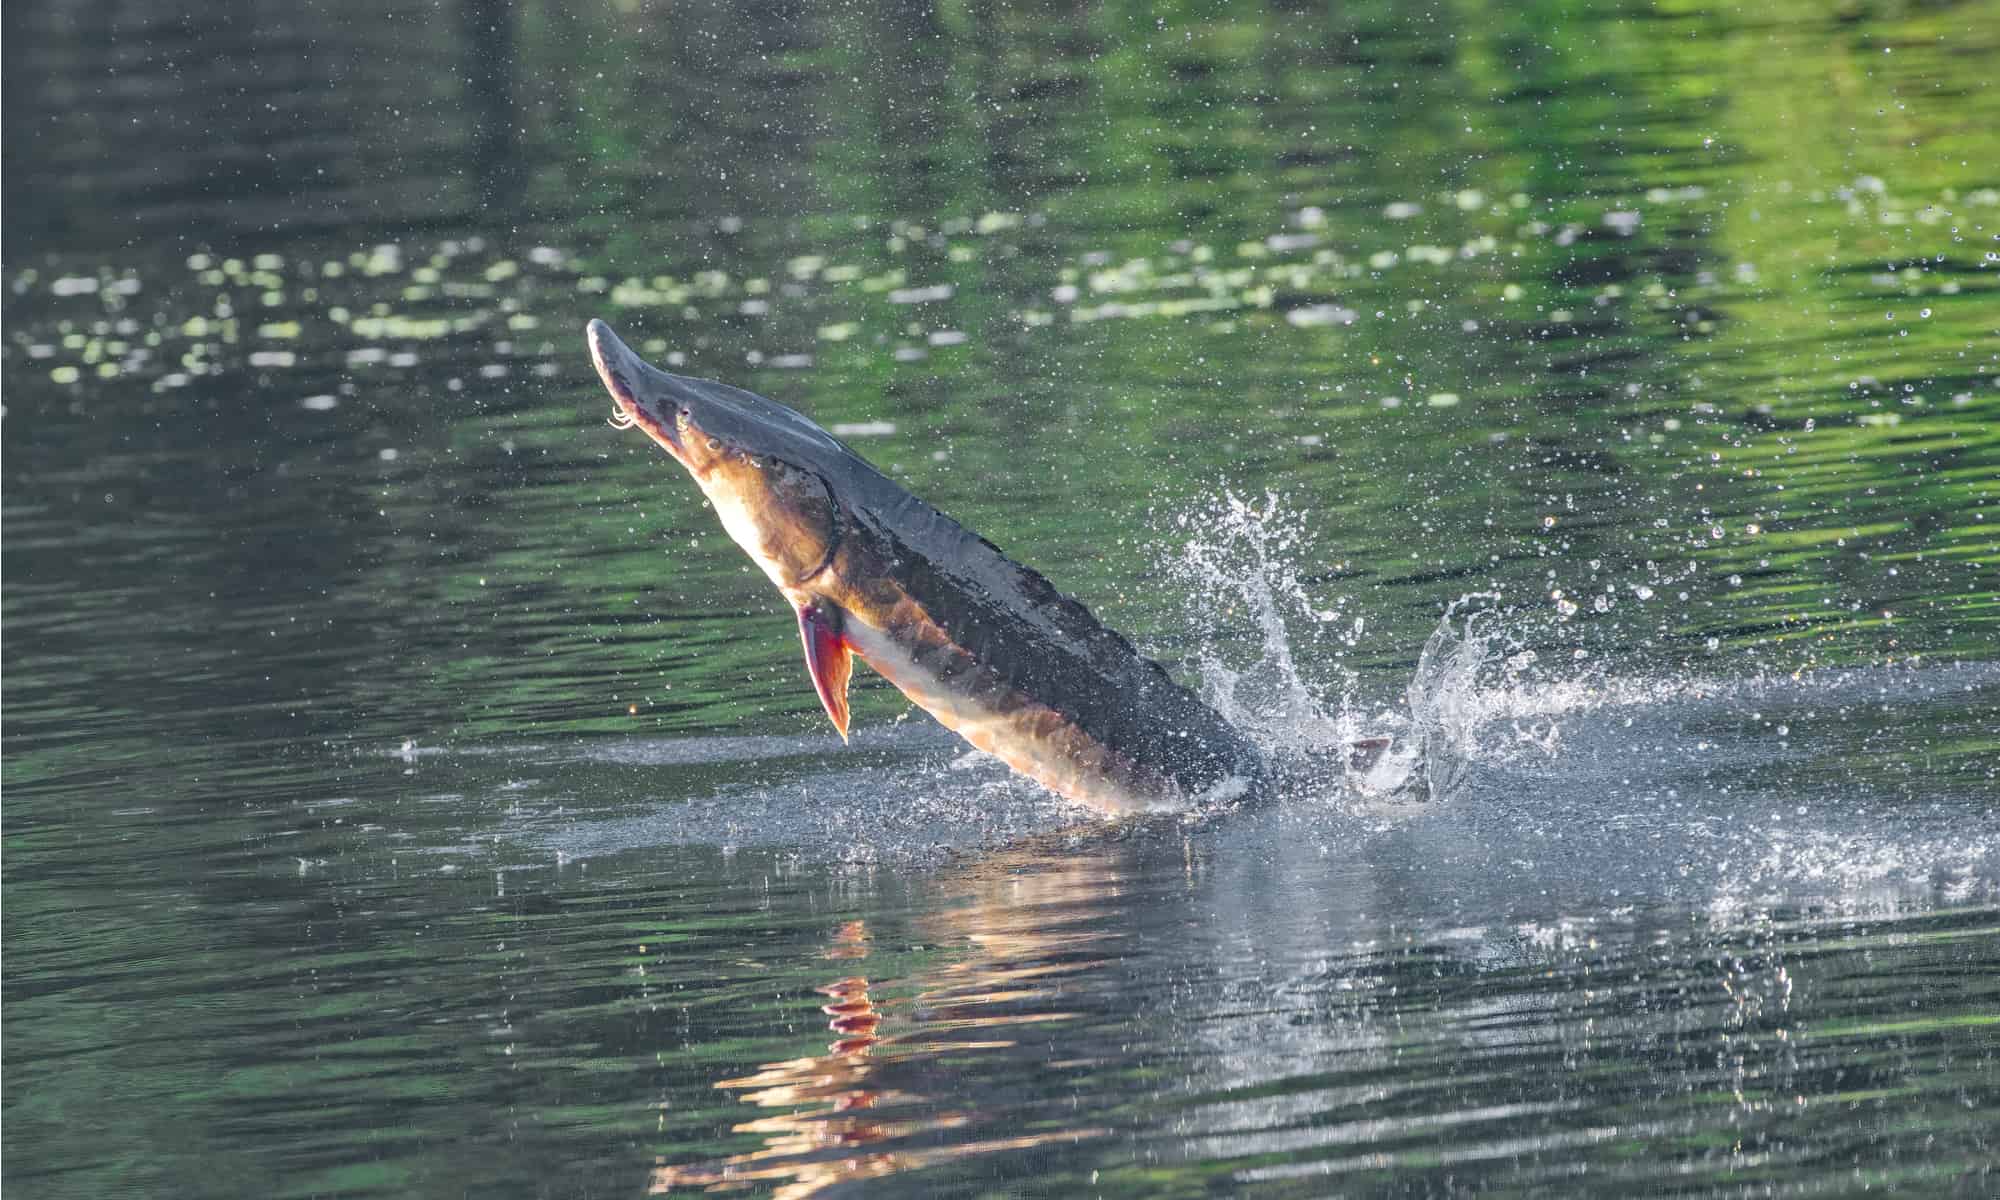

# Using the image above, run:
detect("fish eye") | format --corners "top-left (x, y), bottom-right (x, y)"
top-left (676, 409), bottom-right (691, 428)
top-left (705, 437), bottom-right (722, 452)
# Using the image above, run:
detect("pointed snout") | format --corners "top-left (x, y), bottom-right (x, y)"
top-left (586, 318), bottom-right (646, 412)
top-left (590, 317), bottom-right (850, 479)
top-left (588, 318), bottom-right (691, 463)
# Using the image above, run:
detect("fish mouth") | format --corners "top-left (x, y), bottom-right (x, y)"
top-left (587, 319), bottom-right (685, 462)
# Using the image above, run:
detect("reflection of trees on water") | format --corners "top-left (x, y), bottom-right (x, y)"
top-left (649, 840), bottom-right (1130, 1197)
top-left (459, 0), bottom-right (523, 215)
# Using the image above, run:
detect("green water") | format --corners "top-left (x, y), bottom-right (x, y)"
top-left (5, 1), bottom-right (1998, 1195)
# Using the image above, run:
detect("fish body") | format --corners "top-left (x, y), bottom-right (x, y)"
top-left (588, 319), bottom-right (1263, 812)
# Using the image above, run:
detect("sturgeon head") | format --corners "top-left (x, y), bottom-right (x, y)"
top-left (589, 318), bottom-right (856, 735)
top-left (587, 318), bottom-right (1265, 813)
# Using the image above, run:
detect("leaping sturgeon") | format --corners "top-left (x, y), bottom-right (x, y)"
top-left (587, 318), bottom-right (1265, 813)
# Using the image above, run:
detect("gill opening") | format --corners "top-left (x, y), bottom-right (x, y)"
top-left (791, 480), bottom-right (846, 588)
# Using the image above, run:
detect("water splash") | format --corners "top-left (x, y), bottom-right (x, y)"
top-left (1162, 490), bottom-right (1345, 739)
top-left (1401, 594), bottom-right (1594, 798)
top-left (1157, 490), bottom-right (1408, 799)
top-left (1158, 492), bottom-right (1582, 803)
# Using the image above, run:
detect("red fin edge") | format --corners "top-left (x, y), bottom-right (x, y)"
top-left (796, 603), bottom-right (854, 742)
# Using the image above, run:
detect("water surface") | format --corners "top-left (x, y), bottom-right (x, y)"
top-left (5, 1), bottom-right (1998, 1195)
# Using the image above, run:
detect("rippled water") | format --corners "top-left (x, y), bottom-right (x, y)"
top-left (6, 1), bottom-right (1998, 1195)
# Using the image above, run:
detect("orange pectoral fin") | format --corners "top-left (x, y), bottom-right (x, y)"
top-left (796, 602), bottom-right (854, 742)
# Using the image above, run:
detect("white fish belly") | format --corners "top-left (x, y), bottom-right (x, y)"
top-left (841, 617), bottom-right (1180, 813)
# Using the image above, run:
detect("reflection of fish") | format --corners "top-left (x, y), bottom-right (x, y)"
top-left (588, 319), bottom-right (1265, 813)
top-left (650, 841), bottom-right (1128, 1197)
